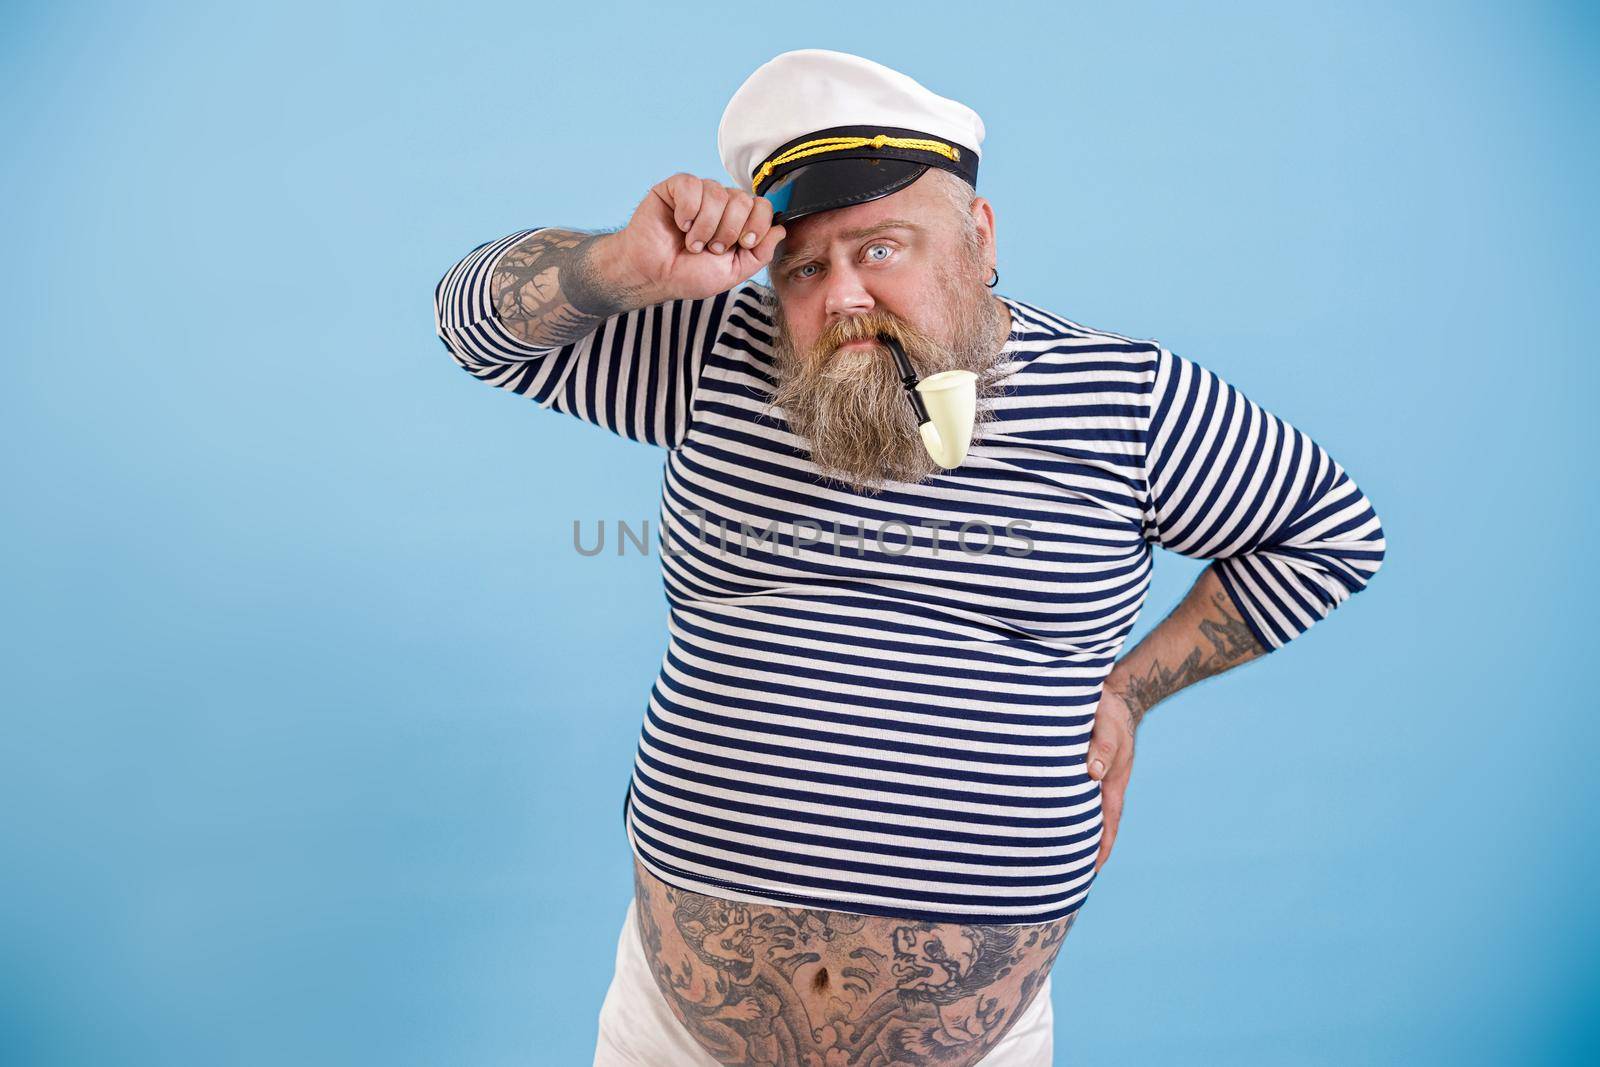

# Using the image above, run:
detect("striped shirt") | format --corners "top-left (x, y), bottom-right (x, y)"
top-left (433, 227), bottom-right (1386, 925)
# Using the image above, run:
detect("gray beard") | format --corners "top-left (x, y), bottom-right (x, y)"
top-left (761, 277), bottom-right (1011, 496)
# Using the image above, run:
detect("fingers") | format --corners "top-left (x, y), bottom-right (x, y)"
top-left (745, 222), bottom-right (786, 267)
top-left (684, 181), bottom-right (728, 253)
top-left (710, 194), bottom-right (754, 255)
top-left (1095, 807), bottom-right (1119, 871)
top-left (666, 176), bottom-right (778, 256)
top-left (1095, 763), bottom-right (1128, 871)
top-left (738, 196), bottom-right (774, 250)
top-left (1087, 687), bottom-right (1135, 782)
top-left (662, 173), bottom-right (704, 236)
top-left (1086, 721), bottom-right (1120, 782)
top-left (1088, 690), bottom-right (1136, 872)
top-left (1090, 757), bottom-right (1116, 871)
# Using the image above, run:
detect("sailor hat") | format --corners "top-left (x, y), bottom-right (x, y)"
top-left (717, 49), bottom-right (985, 225)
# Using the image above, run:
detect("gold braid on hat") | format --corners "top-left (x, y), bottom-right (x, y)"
top-left (751, 133), bottom-right (962, 193)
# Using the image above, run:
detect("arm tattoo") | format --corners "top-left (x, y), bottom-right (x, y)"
top-left (630, 861), bottom-right (1073, 1066)
top-left (490, 228), bottom-right (651, 349)
top-left (1119, 584), bottom-right (1264, 722)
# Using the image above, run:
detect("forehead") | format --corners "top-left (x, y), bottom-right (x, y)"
top-left (775, 173), bottom-right (947, 259)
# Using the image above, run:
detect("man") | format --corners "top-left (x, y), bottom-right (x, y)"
top-left (432, 49), bottom-right (1385, 1067)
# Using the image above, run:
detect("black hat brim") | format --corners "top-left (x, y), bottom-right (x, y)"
top-left (760, 156), bottom-right (929, 226)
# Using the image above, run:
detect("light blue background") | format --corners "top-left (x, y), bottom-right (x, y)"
top-left (3, 2), bottom-right (1595, 1064)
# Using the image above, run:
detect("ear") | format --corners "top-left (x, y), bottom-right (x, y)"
top-left (970, 196), bottom-right (998, 265)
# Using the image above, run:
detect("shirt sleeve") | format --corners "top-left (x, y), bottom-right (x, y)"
top-left (432, 226), bottom-right (749, 449)
top-left (1140, 344), bottom-right (1386, 651)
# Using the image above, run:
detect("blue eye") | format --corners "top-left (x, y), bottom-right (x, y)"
top-left (788, 242), bottom-right (895, 282)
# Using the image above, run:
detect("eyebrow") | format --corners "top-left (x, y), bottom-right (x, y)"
top-left (774, 219), bottom-right (923, 272)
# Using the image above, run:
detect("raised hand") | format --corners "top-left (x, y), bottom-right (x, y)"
top-left (611, 173), bottom-right (787, 302)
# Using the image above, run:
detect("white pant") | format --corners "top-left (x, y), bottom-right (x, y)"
top-left (593, 897), bottom-right (1054, 1066)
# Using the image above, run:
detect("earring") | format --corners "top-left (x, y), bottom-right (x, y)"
top-left (986, 267), bottom-right (999, 289)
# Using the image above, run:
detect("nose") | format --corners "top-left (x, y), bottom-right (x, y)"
top-left (823, 263), bottom-right (874, 324)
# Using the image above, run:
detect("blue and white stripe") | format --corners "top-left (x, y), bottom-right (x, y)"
top-left (435, 227), bottom-right (1386, 925)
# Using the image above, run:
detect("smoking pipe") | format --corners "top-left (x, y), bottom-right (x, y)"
top-left (876, 332), bottom-right (977, 470)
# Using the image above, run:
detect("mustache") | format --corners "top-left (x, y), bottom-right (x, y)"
top-left (812, 310), bottom-right (945, 377)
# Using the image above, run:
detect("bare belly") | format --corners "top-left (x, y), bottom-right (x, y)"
top-left (629, 857), bottom-right (1076, 1067)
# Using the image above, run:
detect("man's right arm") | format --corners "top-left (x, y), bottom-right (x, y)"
top-left (484, 227), bottom-right (655, 350)
top-left (431, 176), bottom-right (786, 448)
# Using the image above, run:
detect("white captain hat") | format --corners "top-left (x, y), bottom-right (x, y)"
top-left (717, 49), bottom-right (986, 225)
